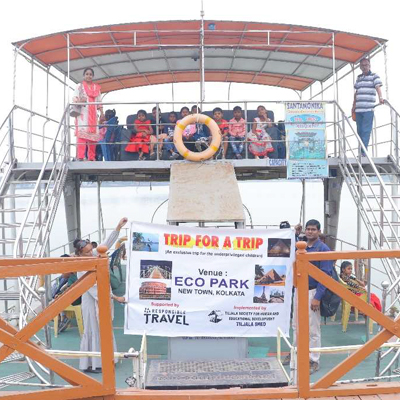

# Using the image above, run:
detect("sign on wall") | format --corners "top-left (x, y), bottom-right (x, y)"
top-left (124, 222), bottom-right (295, 337)
top-left (285, 102), bottom-right (328, 179)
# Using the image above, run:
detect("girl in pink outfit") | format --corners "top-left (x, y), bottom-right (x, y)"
top-left (72, 68), bottom-right (104, 161)
top-left (248, 105), bottom-right (274, 158)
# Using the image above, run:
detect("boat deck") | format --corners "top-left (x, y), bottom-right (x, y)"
top-left (10, 157), bottom-right (394, 182)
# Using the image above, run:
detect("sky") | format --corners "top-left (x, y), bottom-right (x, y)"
top-left (1, 0), bottom-right (399, 124)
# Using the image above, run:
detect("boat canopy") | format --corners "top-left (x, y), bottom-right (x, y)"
top-left (13, 20), bottom-right (387, 94)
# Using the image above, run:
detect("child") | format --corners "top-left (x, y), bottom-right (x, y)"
top-left (191, 105), bottom-right (210, 152)
top-left (229, 106), bottom-right (246, 159)
top-left (125, 109), bottom-right (153, 160)
top-left (248, 105), bottom-right (274, 159)
top-left (177, 106), bottom-right (196, 151)
top-left (150, 106), bottom-right (168, 158)
top-left (213, 107), bottom-right (229, 158)
top-left (340, 261), bottom-right (382, 311)
top-left (163, 111), bottom-right (180, 160)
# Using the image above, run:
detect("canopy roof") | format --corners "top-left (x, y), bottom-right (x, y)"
top-left (13, 20), bottom-right (387, 93)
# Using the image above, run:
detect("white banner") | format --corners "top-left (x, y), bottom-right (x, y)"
top-left (124, 222), bottom-right (295, 337)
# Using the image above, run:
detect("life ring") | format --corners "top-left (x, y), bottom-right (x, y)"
top-left (173, 114), bottom-right (221, 161)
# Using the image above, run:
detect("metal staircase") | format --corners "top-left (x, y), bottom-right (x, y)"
top-left (0, 106), bottom-right (70, 386)
top-left (334, 102), bottom-right (400, 378)
top-left (336, 103), bottom-right (400, 300)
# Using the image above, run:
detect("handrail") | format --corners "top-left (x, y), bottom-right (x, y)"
top-left (295, 242), bottom-right (400, 398)
top-left (13, 106), bottom-right (69, 258)
top-left (0, 254), bottom-right (116, 397)
top-left (334, 102), bottom-right (400, 286)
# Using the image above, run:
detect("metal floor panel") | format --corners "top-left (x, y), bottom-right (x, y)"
top-left (145, 357), bottom-right (288, 389)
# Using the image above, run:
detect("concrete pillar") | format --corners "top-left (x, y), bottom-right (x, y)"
top-left (323, 174), bottom-right (343, 250)
top-left (63, 175), bottom-right (81, 253)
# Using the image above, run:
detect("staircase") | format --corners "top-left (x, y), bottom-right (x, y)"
top-left (0, 106), bottom-right (70, 386)
top-left (334, 102), bottom-right (400, 378)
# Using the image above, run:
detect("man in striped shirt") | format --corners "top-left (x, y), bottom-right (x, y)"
top-left (352, 58), bottom-right (384, 156)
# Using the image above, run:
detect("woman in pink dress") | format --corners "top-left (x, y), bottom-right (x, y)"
top-left (72, 68), bottom-right (104, 161)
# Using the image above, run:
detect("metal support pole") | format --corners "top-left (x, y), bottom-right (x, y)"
top-left (13, 48), bottom-right (17, 106)
top-left (46, 66), bottom-right (50, 117)
top-left (302, 179), bottom-right (306, 227)
top-left (156, 103), bottom-right (160, 160)
top-left (383, 44), bottom-right (389, 100)
top-left (227, 82), bottom-right (232, 109)
top-left (37, 286), bottom-right (54, 384)
top-left (332, 34), bottom-right (338, 157)
top-left (366, 234), bottom-right (372, 341)
top-left (97, 180), bottom-right (102, 243)
top-left (244, 101), bottom-right (248, 159)
top-left (199, 1), bottom-right (205, 105)
top-left (29, 56), bottom-right (34, 163)
top-left (376, 281), bottom-right (390, 376)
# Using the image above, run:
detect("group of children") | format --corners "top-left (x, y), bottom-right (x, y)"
top-left (125, 104), bottom-right (286, 160)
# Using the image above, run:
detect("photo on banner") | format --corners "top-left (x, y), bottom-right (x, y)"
top-left (285, 101), bottom-right (328, 179)
top-left (124, 222), bottom-right (295, 337)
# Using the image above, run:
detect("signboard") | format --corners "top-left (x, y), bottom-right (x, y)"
top-left (124, 222), bottom-right (295, 337)
top-left (285, 102), bottom-right (328, 179)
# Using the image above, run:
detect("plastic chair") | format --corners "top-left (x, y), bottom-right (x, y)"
top-left (53, 305), bottom-right (84, 337)
top-left (331, 279), bottom-right (373, 334)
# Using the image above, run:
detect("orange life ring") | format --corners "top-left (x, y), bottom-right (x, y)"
top-left (173, 114), bottom-right (221, 161)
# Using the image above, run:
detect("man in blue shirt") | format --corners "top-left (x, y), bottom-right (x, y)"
top-left (291, 219), bottom-right (333, 374)
top-left (351, 58), bottom-right (384, 156)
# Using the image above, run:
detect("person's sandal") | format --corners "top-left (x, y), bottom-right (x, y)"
top-left (309, 360), bottom-right (320, 374)
top-left (282, 354), bottom-right (291, 366)
top-left (149, 152), bottom-right (157, 160)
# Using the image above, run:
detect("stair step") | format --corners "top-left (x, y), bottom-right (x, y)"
top-left (0, 222), bottom-right (45, 228)
top-left (0, 208), bottom-right (39, 213)
top-left (0, 371), bottom-right (36, 389)
top-left (0, 194), bottom-right (32, 199)
top-left (372, 222), bottom-right (400, 226)
top-left (364, 182), bottom-right (399, 186)
top-left (366, 209), bottom-right (399, 213)
top-left (0, 312), bottom-right (20, 322)
top-left (1, 352), bottom-right (24, 364)
top-left (381, 237), bottom-right (400, 243)
top-left (366, 195), bottom-right (400, 199)
top-left (0, 238), bottom-right (37, 244)
top-left (0, 291), bottom-right (20, 300)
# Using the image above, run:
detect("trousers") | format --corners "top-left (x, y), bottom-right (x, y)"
top-left (292, 288), bottom-right (321, 363)
top-left (355, 111), bottom-right (374, 155)
top-left (77, 137), bottom-right (97, 161)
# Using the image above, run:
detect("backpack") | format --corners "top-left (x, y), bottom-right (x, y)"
top-left (310, 240), bottom-right (341, 318)
top-left (320, 266), bottom-right (341, 317)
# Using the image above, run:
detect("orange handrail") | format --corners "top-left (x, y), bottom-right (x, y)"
top-left (0, 254), bottom-right (115, 400)
top-left (3, 243), bottom-right (400, 399)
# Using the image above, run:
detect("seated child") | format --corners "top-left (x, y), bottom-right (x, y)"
top-left (191, 105), bottom-right (210, 152)
top-left (150, 106), bottom-right (168, 157)
top-left (213, 107), bottom-right (229, 158)
top-left (228, 106), bottom-right (246, 159)
top-left (125, 109), bottom-right (153, 160)
top-left (340, 261), bottom-right (381, 311)
top-left (177, 106), bottom-right (196, 151)
top-left (163, 111), bottom-right (180, 160)
top-left (248, 105), bottom-right (274, 159)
